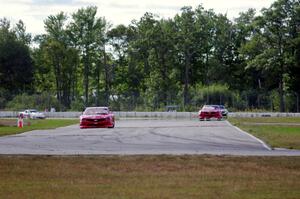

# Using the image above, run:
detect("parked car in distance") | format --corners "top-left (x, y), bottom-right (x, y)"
top-left (198, 105), bottom-right (222, 121)
top-left (19, 109), bottom-right (46, 119)
top-left (210, 105), bottom-right (228, 117)
top-left (218, 105), bottom-right (228, 117)
top-left (80, 107), bottom-right (115, 129)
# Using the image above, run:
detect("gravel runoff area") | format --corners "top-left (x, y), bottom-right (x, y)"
top-left (0, 119), bottom-right (299, 156)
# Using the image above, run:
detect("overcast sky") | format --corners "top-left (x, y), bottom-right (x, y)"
top-left (0, 0), bottom-right (276, 35)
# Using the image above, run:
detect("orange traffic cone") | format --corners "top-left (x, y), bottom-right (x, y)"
top-left (18, 118), bottom-right (23, 128)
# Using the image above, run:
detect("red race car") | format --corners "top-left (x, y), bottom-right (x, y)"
top-left (198, 105), bottom-right (222, 121)
top-left (80, 107), bottom-right (115, 128)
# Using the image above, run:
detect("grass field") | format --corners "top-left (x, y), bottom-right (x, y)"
top-left (229, 117), bottom-right (300, 150)
top-left (0, 155), bottom-right (299, 199)
top-left (0, 118), bottom-right (78, 136)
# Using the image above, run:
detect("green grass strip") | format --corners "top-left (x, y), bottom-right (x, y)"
top-left (229, 117), bottom-right (300, 149)
top-left (0, 119), bottom-right (78, 136)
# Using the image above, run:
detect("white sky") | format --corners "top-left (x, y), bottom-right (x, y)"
top-left (0, 0), bottom-right (276, 35)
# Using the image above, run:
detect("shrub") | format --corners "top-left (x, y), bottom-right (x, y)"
top-left (6, 92), bottom-right (61, 111)
top-left (191, 84), bottom-right (234, 107)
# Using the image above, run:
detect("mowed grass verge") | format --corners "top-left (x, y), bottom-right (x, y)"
top-left (229, 117), bottom-right (300, 149)
top-left (0, 155), bottom-right (299, 199)
top-left (0, 118), bottom-right (78, 136)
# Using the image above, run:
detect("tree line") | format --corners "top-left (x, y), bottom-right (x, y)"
top-left (0, 0), bottom-right (299, 112)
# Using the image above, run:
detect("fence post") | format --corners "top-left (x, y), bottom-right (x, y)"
top-left (296, 92), bottom-right (299, 113)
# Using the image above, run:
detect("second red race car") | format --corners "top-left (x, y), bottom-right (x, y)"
top-left (80, 107), bottom-right (115, 128)
top-left (198, 105), bottom-right (223, 121)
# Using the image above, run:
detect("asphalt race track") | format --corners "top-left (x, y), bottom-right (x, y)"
top-left (0, 119), bottom-right (300, 156)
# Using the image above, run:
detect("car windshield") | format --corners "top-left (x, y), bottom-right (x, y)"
top-left (203, 105), bottom-right (218, 110)
top-left (203, 105), bottom-right (214, 109)
top-left (211, 105), bottom-right (220, 109)
top-left (29, 110), bottom-right (37, 113)
top-left (84, 107), bottom-right (109, 115)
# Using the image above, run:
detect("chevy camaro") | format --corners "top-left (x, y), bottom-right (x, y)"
top-left (198, 105), bottom-right (223, 121)
top-left (80, 107), bottom-right (115, 128)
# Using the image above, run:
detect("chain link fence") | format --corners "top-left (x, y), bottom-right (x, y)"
top-left (2, 90), bottom-right (299, 113)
